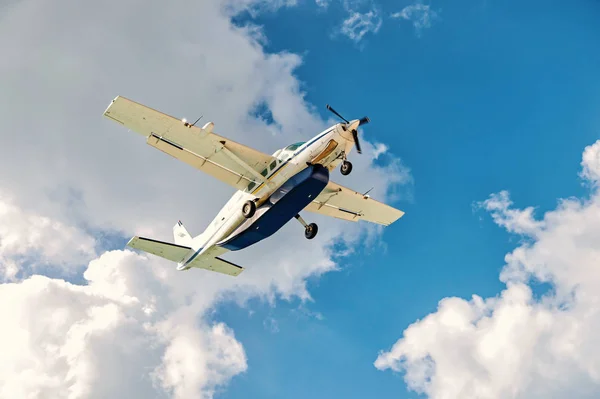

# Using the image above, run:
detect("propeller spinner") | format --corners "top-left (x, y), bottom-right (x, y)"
top-left (326, 104), bottom-right (369, 154)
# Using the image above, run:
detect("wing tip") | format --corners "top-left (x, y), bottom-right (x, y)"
top-left (126, 236), bottom-right (139, 249)
top-left (103, 95), bottom-right (120, 115)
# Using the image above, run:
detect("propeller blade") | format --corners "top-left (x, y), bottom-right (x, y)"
top-left (326, 104), bottom-right (349, 123)
top-left (359, 116), bottom-right (370, 126)
top-left (351, 129), bottom-right (362, 154)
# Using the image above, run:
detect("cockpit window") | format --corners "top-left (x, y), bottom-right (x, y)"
top-left (284, 142), bottom-right (305, 152)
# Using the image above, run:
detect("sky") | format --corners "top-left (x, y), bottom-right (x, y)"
top-left (1, 0), bottom-right (600, 398)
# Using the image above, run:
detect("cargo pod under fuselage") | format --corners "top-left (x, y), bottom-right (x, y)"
top-left (217, 164), bottom-right (329, 251)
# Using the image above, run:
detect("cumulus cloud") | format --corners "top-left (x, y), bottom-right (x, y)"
top-left (580, 140), bottom-right (600, 184)
top-left (0, 0), bottom-right (410, 396)
top-left (0, 250), bottom-right (247, 399)
top-left (391, 1), bottom-right (439, 36)
top-left (0, 194), bottom-right (96, 280)
top-left (340, 9), bottom-right (383, 43)
top-left (374, 140), bottom-right (600, 399)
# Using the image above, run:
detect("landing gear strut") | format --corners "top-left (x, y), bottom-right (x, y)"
top-left (295, 214), bottom-right (318, 240)
top-left (340, 160), bottom-right (353, 176)
top-left (242, 200), bottom-right (256, 218)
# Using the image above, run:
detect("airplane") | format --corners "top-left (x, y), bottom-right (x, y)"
top-left (103, 96), bottom-right (404, 276)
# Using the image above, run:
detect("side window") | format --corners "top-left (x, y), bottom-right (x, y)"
top-left (260, 168), bottom-right (268, 177)
top-left (270, 160), bottom-right (277, 170)
top-left (247, 182), bottom-right (256, 191)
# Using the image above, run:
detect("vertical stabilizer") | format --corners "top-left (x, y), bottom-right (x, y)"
top-left (173, 221), bottom-right (193, 246)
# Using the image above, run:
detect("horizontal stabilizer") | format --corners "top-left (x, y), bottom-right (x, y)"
top-left (127, 236), bottom-right (191, 263)
top-left (188, 256), bottom-right (244, 277)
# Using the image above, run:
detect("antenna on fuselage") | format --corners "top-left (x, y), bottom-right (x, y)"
top-left (362, 187), bottom-right (374, 199)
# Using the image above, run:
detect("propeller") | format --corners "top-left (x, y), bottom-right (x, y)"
top-left (351, 128), bottom-right (362, 154)
top-left (326, 104), bottom-right (369, 154)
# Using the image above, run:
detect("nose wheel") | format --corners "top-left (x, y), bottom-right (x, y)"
top-left (295, 214), bottom-right (318, 240)
top-left (340, 160), bottom-right (353, 176)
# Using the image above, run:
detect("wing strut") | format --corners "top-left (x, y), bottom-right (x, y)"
top-left (317, 189), bottom-right (342, 210)
top-left (217, 141), bottom-right (271, 187)
top-left (146, 134), bottom-right (256, 184)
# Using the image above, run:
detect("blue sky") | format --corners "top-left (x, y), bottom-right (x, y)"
top-left (1, 0), bottom-right (600, 398)
top-left (217, 1), bottom-right (600, 398)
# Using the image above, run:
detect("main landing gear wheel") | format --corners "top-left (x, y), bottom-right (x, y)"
top-left (340, 161), bottom-right (353, 176)
top-left (304, 223), bottom-right (318, 240)
top-left (242, 200), bottom-right (256, 218)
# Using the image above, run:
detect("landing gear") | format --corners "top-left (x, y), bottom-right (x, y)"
top-left (304, 223), bottom-right (318, 240)
top-left (295, 214), bottom-right (318, 240)
top-left (242, 200), bottom-right (256, 218)
top-left (340, 160), bottom-right (353, 176)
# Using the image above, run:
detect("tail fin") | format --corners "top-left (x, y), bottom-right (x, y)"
top-left (173, 220), bottom-right (193, 246)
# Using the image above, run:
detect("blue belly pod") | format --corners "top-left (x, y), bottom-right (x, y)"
top-left (218, 164), bottom-right (329, 251)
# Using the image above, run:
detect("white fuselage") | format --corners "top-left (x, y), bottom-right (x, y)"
top-left (177, 122), bottom-right (357, 270)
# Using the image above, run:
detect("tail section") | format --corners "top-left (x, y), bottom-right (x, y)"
top-left (173, 220), bottom-right (193, 247)
top-left (185, 255), bottom-right (244, 276)
top-left (127, 223), bottom-right (245, 277)
top-left (127, 236), bottom-right (191, 263)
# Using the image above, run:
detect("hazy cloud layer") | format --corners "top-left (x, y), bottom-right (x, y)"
top-left (0, 0), bottom-right (410, 397)
top-left (375, 140), bottom-right (600, 399)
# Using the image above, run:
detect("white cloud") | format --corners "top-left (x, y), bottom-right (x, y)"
top-left (223, 0), bottom-right (298, 17)
top-left (580, 140), bottom-right (600, 184)
top-left (0, 0), bottom-right (327, 239)
top-left (340, 9), bottom-right (383, 43)
top-left (0, 251), bottom-right (247, 399)
top-left (478, 190), bottom-right (544, 237)
top-left (0, 194), bottom-right (96, 280)
top-left (156, 322), bottom-right (247, 399)
top-left (0, 0), bottom-right (411, 396)
top-left (375, 139), bottom-right (600, 399)
top-left (391, 2), bottom-right (439, 36)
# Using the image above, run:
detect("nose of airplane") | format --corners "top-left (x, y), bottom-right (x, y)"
top-left (348, 119), bottom-right (361, 131)
top-left (339, 119), bottom-right (361, 141)
top-left (325, 104), bottom-right (369, 155)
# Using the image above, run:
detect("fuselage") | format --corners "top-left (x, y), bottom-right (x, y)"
top-left (177, 121), bottom-right (358, 270)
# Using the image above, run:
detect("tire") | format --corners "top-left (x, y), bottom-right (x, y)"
top-left (305, 223), bottom-right (318, 239)
top-left (340, 161), bottom-right (352, 176)
top-left (242, 200), bottom-right (256, 218)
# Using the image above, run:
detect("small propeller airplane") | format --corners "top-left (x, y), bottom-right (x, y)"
top-left (103, 96), bottom-right (404, 276)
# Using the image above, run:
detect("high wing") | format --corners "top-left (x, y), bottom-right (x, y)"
top-left (103, 96), bottom-right (275, 191)
top-left (304, 181), bottom-right (404, 226)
